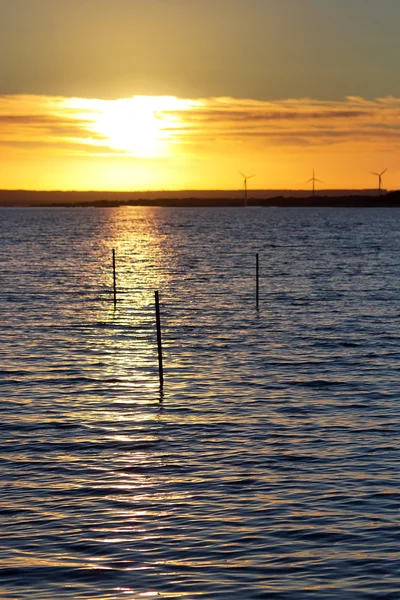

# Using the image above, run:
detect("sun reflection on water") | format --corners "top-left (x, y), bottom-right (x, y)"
top-left (102, 207), bottom-right (173, 304)
top-left (71, 207), bottom-right (175, 397)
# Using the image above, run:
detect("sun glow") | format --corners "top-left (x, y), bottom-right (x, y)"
top-left (65, 96), bottom-right (198, 158)
top-left (94, 98), bottom-right (163, 157)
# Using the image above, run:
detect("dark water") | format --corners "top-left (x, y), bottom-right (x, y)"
top-left (0, 206), bottom-right (399, 599)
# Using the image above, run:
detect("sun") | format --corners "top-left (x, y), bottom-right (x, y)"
top-left (63, 95), bottom-right (201, 159)
top-left (93, 97), bottom-right (163, 157)
top-left (64, 96), bottom-right (200, 159)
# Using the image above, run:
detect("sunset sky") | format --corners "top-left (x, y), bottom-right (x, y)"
top-left (1, 0), bottom-right (400, 191)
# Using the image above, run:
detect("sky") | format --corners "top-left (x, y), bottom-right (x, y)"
top-left (1, 0), bottom-right (400, 191)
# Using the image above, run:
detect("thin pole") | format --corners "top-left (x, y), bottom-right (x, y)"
top-left (155, 291), bottom-right (164, 389)
top-left (256, 253), bottom-right (259, 309)
top-left (112, 249), bottom-right (117, 306)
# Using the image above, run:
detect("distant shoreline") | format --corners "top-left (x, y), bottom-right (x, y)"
top-left (18, 198), bottom-right (400, 208)
top-left (1, 189), bottom-right (400, 207)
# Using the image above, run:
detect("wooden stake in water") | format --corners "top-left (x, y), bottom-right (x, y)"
top-left (112, 249), bottom-right (117, 307)
top-left (256, 253), bottom-right (259, 309)
top-left (155, 291), bottom-right (164, 389)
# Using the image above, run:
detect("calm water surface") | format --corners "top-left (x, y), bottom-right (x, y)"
top-left (0, 206), bottom-right (399, 599)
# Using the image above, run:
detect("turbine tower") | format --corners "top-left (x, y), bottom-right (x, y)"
top-left (371, 169), bottom-right (387, 196)
top-left (308, 169), bottom-right (323, 197)
top-left (239, 172), bottom-right (255, 207)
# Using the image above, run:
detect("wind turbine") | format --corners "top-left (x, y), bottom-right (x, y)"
top-left (371, 168), bottom-right (387, 196)
top-left (239, 172), bottom-right (255, 206)
top-left (308, 169), bottom-right (323, 197)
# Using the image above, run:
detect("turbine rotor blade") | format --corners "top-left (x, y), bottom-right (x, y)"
top-left (380, 168), bottom-right (388, 176)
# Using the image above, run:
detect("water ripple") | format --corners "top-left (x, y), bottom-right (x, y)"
top-left (0, 207), bottom-right (399, 599)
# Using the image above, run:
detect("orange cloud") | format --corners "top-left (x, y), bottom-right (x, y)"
top-left (1, 94), bottom-right (399, 191)
top-left (2, 94), bottom-right (400, 155)
top-left (162, 96), bottom-right (400, 148)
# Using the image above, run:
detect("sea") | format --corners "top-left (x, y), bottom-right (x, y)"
top-left (0, 206), bottom-right (399, 599)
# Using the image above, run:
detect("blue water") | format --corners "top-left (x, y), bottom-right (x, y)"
top-left (0, 206), bottom-right (399, 599)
